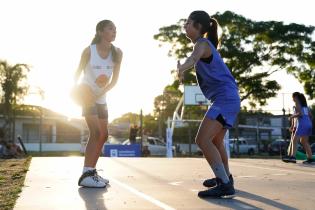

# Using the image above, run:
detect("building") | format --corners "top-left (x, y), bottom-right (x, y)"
top-left (0, 105), bottom-right (88, 152)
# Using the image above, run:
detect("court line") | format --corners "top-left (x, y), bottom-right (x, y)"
top-left (238, 175), bottom-right (256, 178)
top-left (110, 177), bottom-right (176, 210)
top-left (231, 162), bottom-right (315, 176)
top-left (168, 181), bottom-right (183, 186)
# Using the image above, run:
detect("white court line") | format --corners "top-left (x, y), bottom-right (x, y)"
top-left (231, 163), bottom-right (315, 176)
top-left (110, 177), bottom-right (176, 210)
top-left (238, 175), bottom-right (256, 178)
top-left (272, 173), bottom-right (287, 176)
top-left (168, 181), bottom-right (183, 186)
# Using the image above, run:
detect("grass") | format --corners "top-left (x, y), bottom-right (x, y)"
top-left (0, 156), bottom-right (31, 210)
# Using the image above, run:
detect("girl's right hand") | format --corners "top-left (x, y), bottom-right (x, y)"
top-left (177, 61), bottom-right (184, 83)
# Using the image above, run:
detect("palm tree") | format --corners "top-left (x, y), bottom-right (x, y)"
top-left (0, 60), bottom-right (30, 141)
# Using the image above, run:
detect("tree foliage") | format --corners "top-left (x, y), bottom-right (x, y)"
top-left (154, 11), bottom-right (315, 106)
top-left (0, 60), bottom-right (30, 141)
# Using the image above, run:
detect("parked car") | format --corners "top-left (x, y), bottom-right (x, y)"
top-left (229, 138), bottom-right (257, 155)
top-left (122, 136), bottom-right (175, 156)
top-left (196, 138), bottom-right (256, 156)
top-left (80, 135), bottom-right (123, 154)
top-left (268, 139), bottom-right (290, 155)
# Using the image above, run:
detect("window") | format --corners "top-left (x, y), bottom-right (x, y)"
top-left (23, 123), bottom-right (52, 143)
top-left (148, 139), bottom-right (155, 145)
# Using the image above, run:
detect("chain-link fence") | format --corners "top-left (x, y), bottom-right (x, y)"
top-left (171, 111), bottom-right (315, 157)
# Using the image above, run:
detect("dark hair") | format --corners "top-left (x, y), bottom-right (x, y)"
top-left (292, 92), bottom-right (308, 107)
top-left (298, 93), bottom-right (308, 107)
top-left (292, 92), bottom-right (300, 98)
top-left (91, 20), bottom-right (120, 63)
top-left (189, 11), bottom-right (219, 49)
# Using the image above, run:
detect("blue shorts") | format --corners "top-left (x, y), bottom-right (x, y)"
top-left (205, 99), bottom-right (240, 128)
top-left (82, 104), bottom-right (108, 121)
top-left (295, 119), bottom-right (312, 136)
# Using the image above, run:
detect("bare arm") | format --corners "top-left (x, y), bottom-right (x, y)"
top-left (96, 48), bottom-right (123, 98)
top-left (74, 47), bottom-right (90, 84)
top-left (290, 102), bottom-right (302, 119)
top-left (177, 41), bottom-right (211, 75)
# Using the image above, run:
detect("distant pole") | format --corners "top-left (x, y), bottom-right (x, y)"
top-left (39, 106), bottom-right (43, 154)
top-left (282, 93), bottom-right (286, 140)
top-left (140, 109), bottom-right (143, 153)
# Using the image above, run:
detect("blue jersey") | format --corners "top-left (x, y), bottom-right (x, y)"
top-left (195, 38), bottom-right (239, 103)
top-left (295, 105), bottom-right (312, 136)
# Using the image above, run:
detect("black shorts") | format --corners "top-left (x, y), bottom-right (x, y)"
top-left (82, 104), bottom-right (108, 121)
top-left (216, 114), bottom-right (227, 127)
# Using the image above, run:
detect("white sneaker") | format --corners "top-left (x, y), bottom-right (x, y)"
top-left (95, 170), bottom-right (109, 185)
top-left (78, 170), bottom-right (106, 188)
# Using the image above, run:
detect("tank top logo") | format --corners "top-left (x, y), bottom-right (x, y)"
top-left (92, 65), bottom-right (113, 70)
top-left (92, 65), bottom-right (102, 70)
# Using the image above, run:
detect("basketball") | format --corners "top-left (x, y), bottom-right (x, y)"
top-left (95, 74), bottom-right (110, 88)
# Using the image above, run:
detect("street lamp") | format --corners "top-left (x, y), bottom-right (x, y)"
top-left (27, 86), bottom-right (45, 153)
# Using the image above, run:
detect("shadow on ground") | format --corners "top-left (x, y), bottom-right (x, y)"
top-left (200, 189), bottom-right (298, 210)
top-left (78, 186), bottom-right (109, 210)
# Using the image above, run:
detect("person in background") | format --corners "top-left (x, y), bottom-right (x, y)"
top-left (283, 92), bottom-right (314, 164)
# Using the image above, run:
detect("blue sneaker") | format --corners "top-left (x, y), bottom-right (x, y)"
top-left (198, 178), bottom-right (235, 198)
top-left (203, 174), bottom-right (234, 188)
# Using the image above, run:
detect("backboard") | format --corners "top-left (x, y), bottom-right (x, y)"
top-left (184, 85), bottom-right (210, 105)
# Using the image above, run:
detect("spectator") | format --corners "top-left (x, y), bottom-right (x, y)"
top-left (0, 141), bottom-right (23, 159)
top-left (129, 124), bottom-right (138, 144)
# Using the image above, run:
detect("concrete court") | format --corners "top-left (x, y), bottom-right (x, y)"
top-left (14, 157), bottom-right (315, 210)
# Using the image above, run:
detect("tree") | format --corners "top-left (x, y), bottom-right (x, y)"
top-left (110, 112), bottom-right (160, 137)
top-left (0, 60), bottom-right (30, 141)
top-left (154, 11), bottom-right (315, 106)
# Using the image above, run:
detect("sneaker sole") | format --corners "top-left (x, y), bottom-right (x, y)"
top-left (220, 194), bottom-right (236, 199)
top-left (78, 184), bottom-right (107, 188)
top-left (198, 193), bottom-right (236, 199)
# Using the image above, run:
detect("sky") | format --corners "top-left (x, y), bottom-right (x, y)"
top-left (0, 0), bottom-right (314, 122)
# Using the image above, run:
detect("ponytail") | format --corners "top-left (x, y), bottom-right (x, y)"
top-left (189, 11), bottom-right (220, 49)
top-left (206, 18), bottom-right (219, 49)
top-left (299, 93), bottom-right (308, 107)
top-left (292, 92), bottom-right (308, 107)
top-left (91, 34), bottom-right (100, 45)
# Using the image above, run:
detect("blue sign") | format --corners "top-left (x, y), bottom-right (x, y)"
top-left (103, 144), bottom-right (141, 157)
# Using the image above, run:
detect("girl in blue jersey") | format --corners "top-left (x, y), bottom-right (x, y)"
top-left (74, 20), bottom-right (123, 187)
top-left (177, 11), bottom-right (240, 197)
top-left (284, 92), bottom-right (313, 164)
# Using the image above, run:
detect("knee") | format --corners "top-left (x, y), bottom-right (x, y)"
top-left (195, 136), bottom-right (201, 146)
top-left (195, 136), bottom-right (211, 147)
top-left (300, 139), bottom-right (308, 145)
top-left (90, 128), bottom-right (101, 140)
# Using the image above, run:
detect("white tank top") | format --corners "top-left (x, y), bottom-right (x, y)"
top-left (81, 44), bottom-right (114, 104)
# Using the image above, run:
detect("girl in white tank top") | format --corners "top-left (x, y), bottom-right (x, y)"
top-left (74, 20), bottom-right (123, 188)
top-left (81, 44), bottom-right (115, 104)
